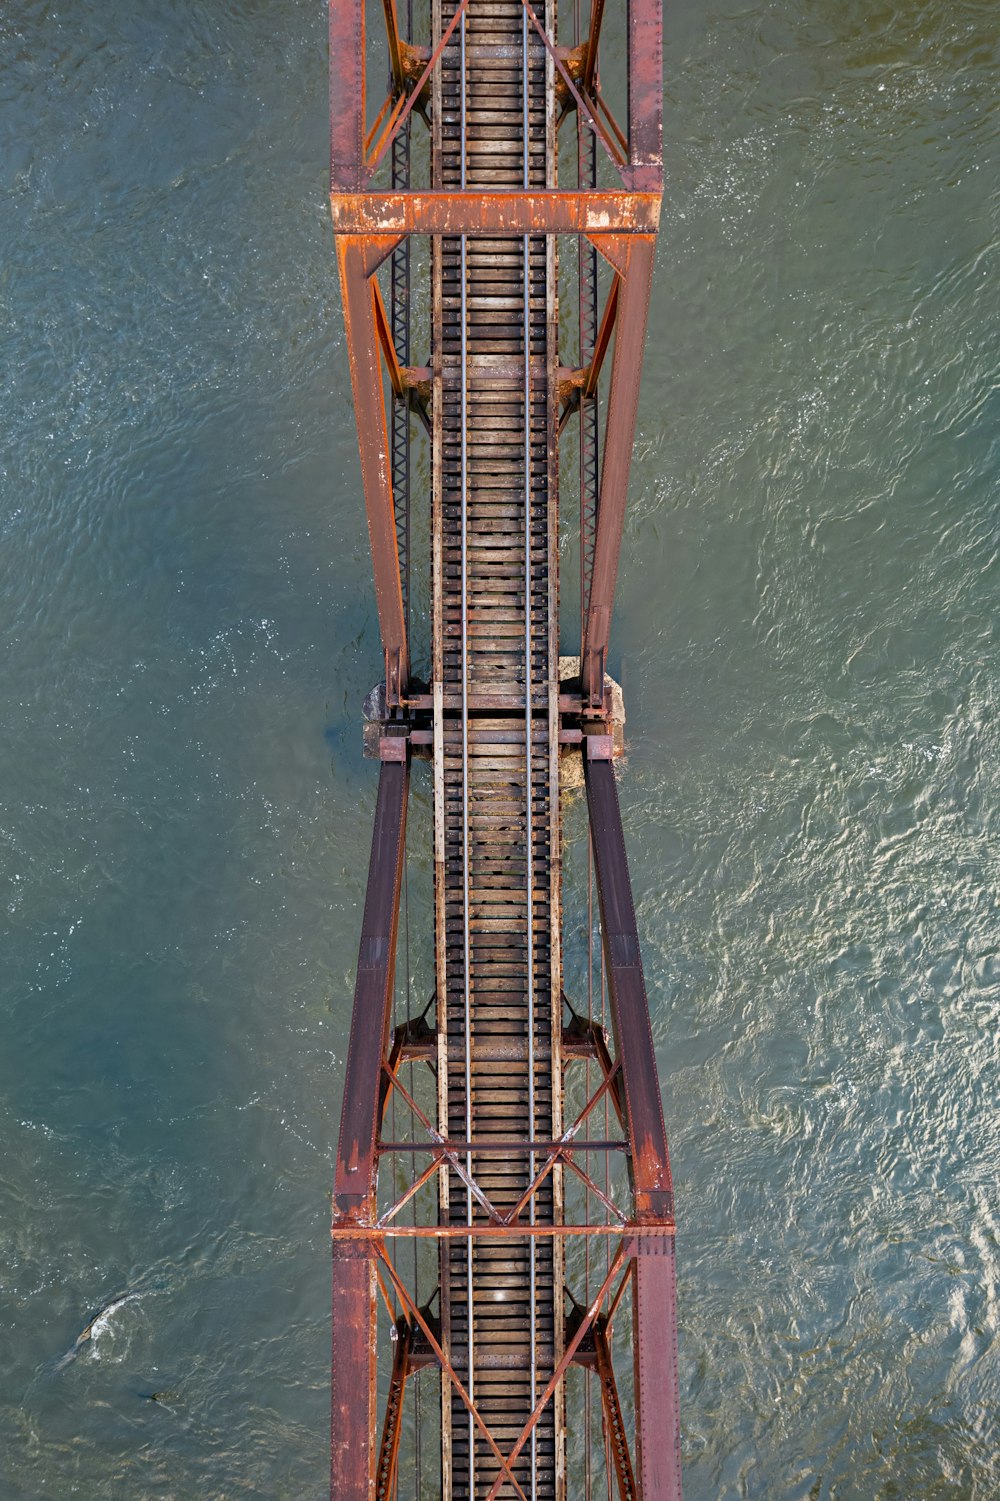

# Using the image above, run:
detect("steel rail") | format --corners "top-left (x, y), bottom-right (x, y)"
top-left (576, 22), bottom-right (600, 1480)
top-left (457, 14), bottom-right (477, 1492)
top-left (522, 4), bottom-right (539, 1495)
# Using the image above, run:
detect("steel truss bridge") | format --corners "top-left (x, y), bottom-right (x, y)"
top-left (328, 0), bottom-right (680, 1495)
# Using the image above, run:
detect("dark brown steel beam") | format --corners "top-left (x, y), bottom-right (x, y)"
top-left (336, 237), bottom-right (409, 703)
top-left (331, 757), bottom-right (410, 1498)
top-left (333, 756), bottom-right (410, 1217)
top-left (582, 748), bottom-right (672, 1219)
top-left (583, 746), bottom-right (681, 1498)
top-left (330, 190), bottom-right (661, 237)
top-left (581, 235), bottom-right (656, 707)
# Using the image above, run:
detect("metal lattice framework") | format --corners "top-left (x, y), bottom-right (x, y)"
top-left (329, 2), bottom-right (680, 1496)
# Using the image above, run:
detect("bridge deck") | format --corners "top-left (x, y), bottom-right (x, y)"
top-left (432, 4), bottom-right (562, 1495)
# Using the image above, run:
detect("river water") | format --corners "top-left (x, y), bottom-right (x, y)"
top-left (1, 1), bottom-right (997, 1496)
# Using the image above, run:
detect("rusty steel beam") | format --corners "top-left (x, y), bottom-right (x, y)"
top-left (585, 272), bottom-right (620, 400)
top-left (332, 1221), bottom-right (675, 1242)
top-left (379, 1138), bottom-right (626, 1155)
top-left (331, 190), bottom-right (661, 237)
top-left (582, 746), bottom-right (672, 1219)
top-left (581, 234), bottom-right (656, 707)
top-left (563, 1013), bottom-right (626, 1128)
top-left (582, 0), bottom-right (606, 94)
top-left (593, 1317), bottom-right (638, 1501)
top-left (368, 0), bottom-right (469, 173)
top-left (333, 755), bottom-right (410, 1218)
top-left (627, 0), bottom-right (664, 192)
top-left (329, 2), bottom-right (365, 191)
top-left (522, 0), bottom-right (626, 169)
top-left (373, 1318), bottom-right (413, 1498)
top-left (372, 277), bottom-right (404, 400)
top-left (633, 1241), bottom-right (683, 1501)
top-left (335, 238), bottom-right (409, 703)
top-left (595, 87), bottom-right (629, 160)
top-left (331, 1241), bottom-right (378, 1499)
top-left (381, 0), bottom-right (406, 96)
top-left (583, 746), bottom-right (682, 1499)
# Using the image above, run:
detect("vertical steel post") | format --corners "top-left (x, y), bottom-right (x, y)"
top-left (582, 0), bottom-right (606, 94)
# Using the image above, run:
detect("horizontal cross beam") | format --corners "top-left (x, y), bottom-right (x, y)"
top-left (331, 191), bottom-right (661, 236)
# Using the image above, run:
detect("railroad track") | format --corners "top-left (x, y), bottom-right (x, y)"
top-left (433, 4), bottom-right (561, 1494)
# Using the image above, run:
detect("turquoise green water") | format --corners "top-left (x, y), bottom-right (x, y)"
top-left (1, 1), bottom-right (998, 1496)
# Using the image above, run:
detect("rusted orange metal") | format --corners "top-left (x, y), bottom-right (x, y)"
top-left (330, 191), bottom-right (662, 236)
